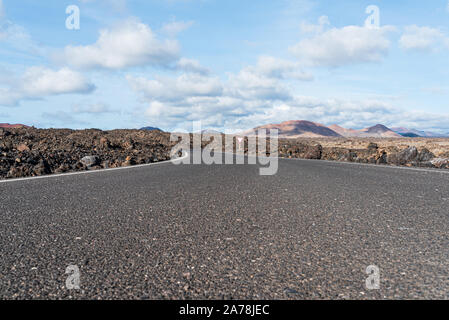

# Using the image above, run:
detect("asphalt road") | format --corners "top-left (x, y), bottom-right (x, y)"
top-left (0, 154), bottom-right (448, 299)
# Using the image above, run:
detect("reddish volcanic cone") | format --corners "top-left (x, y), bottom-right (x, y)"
top-left (0, 123), bottom-right (30, 128)
top-left (244, 120), bottom-right (342, 138)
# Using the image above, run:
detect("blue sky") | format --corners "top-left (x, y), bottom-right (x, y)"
top-left (1, 0), bottom-right (449, 133)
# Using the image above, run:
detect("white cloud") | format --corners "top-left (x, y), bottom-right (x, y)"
top-left (249, 56), bottom-right (313, 81)
top-left (126, 55), bottom-right (314, 129)
top-left (0, 5), bottom-right (43, 56)
top-left (176, 58), bottom-right (210, 75)
top-left (145, 101), bottom-right (166, 118)
top-left (127, 59), bottom-right (449, 133)
top-left (161, 20), bottom-right (194, 37)
top-left (0, 0), bottom-right (5, 21)
top-left (300, 15), bottom-right (330, 34)
top-left (0, 88), bottom-right (21, 106)
top-left (0, 12), bottom-right (31, 43)
top-left (22, 67), bottom-right (94, 96)
top-left (126, 62), bottom-right (291, 129)
top-left (127, 73), bottom-right (223, 102)
top-left (226, 68), bottom-right (292, 101)
top-left (72, 102), bottom-right (119, 114)
top-left (399, 25), bottom-right (449, 51)
top-left (0, 67), bottom-right (95, 106)
top-left (220, 55), bottom-right (312, 102)
top-left (58, 19), bottom-right (180, 70)
top-left (290, 18), bottom-right (396, 67)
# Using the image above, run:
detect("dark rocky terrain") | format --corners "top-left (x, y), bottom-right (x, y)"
top-left (220, 135), bottom-right (449, 169)
top-left (0, 127), bottom-right (177, 180)
top-left (1, 127), bottom-right (449, 180)
top-left (277, 139), bottom-right (449, 169)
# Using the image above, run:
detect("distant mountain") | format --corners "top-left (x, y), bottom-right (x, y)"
top-left (328, 124), bottom-right (402, 138)
top-left (328, 124), bottom-right (360, 137)
top-left (140, 126), bottom-right (163, 132)
top-left (0, 123), bottom-right (30, 128)
top-left (358, 124), bottom-right (403, 138)
top-left (242, 121), bottom-right (408, 138)
top-left (400, 132), bottom-right (421, 138)
top-left (244, 120), bottom-right (342, 138)
top-left (391, 127), bottom-right (448, 138)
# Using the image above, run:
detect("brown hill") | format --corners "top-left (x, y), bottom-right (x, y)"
top-left (328, 124), bottom-right (360, 137)
top-left (243, 121), bottom-right (403, 138)
top-left (244, 120), bottom-right (342, 138)
top-left (328, 124), bottom-right (402, 138)
top-left (0, 123), bottom-right (30, 129)
top-left (391, 127), bottom-right (447, 138)
top-left (358, 124), bottom-right (402, 138)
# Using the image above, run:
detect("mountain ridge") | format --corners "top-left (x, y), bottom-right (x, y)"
top-left (0, 123), bottom-right (30, 129)
top-left (391, 127), bottom-right (448, 138)
top-left (244, 121), bottom-right (404, 138)
top-left (140, 126), bottom-right (163, 132)
top-left (243, 120), bottom-right (343, 138)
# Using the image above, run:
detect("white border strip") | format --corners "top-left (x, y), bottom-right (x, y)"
top-left (1, 150), bottom-right (447, 184)
top-left (225, 151), bottom-right (449, 174)
top-left (283, 156), bottom-right (449, 174)
top-left (0, 152), bottom-right (189, 184)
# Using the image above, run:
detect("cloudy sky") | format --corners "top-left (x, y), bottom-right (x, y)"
top-left (1, 0), bottom-right (449, 133)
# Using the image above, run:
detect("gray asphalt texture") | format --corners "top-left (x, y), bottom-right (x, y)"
top-left (1, 154), bottom-right (448, 300)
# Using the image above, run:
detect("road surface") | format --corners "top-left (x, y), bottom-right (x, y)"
top-left (0, 154), bottom-right (448, 299)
